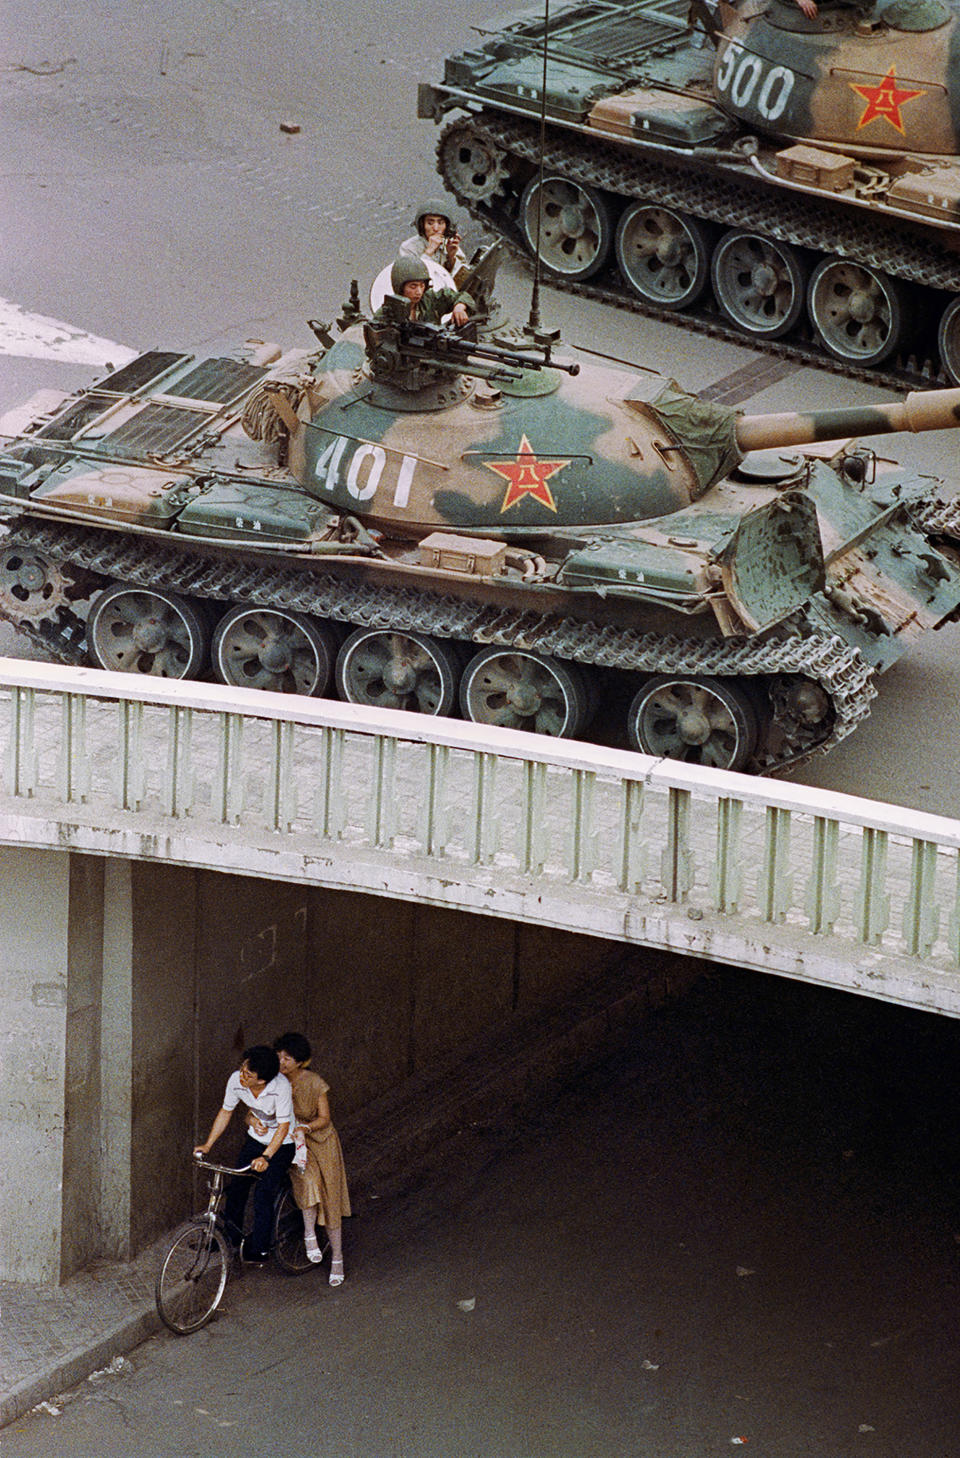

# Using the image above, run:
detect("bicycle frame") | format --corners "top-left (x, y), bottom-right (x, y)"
top-left (156, 1156), bottom-right (315, 1334)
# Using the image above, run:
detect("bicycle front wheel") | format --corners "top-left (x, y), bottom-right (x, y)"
top-left (272, 1187), bottom-right (315, 1275)
top-left (156, 1220), bottom-right (230, 1333)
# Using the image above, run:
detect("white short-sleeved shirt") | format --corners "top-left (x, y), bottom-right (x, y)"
top-left (222, 1070), bottom-right (295, 1145)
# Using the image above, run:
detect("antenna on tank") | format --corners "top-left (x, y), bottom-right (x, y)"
top-left (524, 0), bottom-right (559, 352)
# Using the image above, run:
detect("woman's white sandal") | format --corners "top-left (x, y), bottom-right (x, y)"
top-left (329, 1259), bottom-right (345, 1287)
top-left (304, 1234), bottom-right (323, 1265)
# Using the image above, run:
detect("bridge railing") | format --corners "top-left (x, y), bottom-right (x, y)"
top-left (1, 657), bottom-right (959, 974)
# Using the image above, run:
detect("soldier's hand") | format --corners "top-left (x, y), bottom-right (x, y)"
top-left (451, 303), bottom-right (469, 327)
top-left (795, 0), bottom-right (817, 15)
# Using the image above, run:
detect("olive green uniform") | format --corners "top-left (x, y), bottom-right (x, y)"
top-left (372, 287), bottom-right (475, 327)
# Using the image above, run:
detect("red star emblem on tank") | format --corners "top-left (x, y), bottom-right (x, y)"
top-left (484, 434), bottom-right (569, 513)
top-left (850, 67), bottom-right (924, 135)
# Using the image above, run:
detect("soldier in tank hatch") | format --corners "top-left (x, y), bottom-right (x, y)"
top-left (373, 256), bottom-right (475, 328)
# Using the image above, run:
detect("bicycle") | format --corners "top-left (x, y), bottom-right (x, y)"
top-left (155, 1156), bottom-right (323, 1334)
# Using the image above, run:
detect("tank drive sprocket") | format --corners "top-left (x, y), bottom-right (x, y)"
top-left (0, 538), bottom-right (95, 625)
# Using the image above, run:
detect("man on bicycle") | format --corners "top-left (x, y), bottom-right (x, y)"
top-left (193, 1045), bottom-right (295, 1264)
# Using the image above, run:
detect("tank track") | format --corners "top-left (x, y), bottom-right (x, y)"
top-left (2, 517), bottom-right (877, 773)
top-left (439, 113), bottom-right (960, 390)
top-left (907, 496), bottom-right (960, 540)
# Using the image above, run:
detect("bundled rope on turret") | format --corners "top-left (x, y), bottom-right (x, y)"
top-left (241, 372), bottom-right (312, 442)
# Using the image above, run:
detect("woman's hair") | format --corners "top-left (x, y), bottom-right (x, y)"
top-left (274, 1031), bottom-right (312, 1063)
top-left (242, 1044), bottom-right (280, 1082)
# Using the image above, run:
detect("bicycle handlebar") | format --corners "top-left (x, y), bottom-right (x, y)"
top-left (192, 1155), bottom-right (255, 1176)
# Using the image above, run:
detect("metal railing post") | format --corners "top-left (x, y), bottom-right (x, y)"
top-left (759, 805), bottom-right (792, 924)
top-left (661, 786), bottom-right (693, 903)
top-left (713, 796), bottom-right (743, 914)
top-left (805, 815), bottom-right (840, 934)
top-left (903, 838), bottom-right (939, 958)
top-left (57, 693), bottom-right (89, 804)
top-left (6, 686), bottom-right (37, 798)
top-left (855, 827), bottom-right (890, 946)
top-left (518, 759), bottom-right (548, 875)
top-left (617, 779), bottom-right (645, 894)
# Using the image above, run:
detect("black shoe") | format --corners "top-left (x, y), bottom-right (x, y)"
top-left (240, 1238), bottom-right (267, 1266)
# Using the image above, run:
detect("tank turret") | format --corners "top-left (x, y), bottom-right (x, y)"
top-left (1, 304), bottom-right (960, 774)
top-left (420, 0), bottom-right (960, 380)
top-left (715, 0), bottom-right (959, 158)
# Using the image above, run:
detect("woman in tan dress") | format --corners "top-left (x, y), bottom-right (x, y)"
top-left (274, 1031), bottom-right (351, 1286)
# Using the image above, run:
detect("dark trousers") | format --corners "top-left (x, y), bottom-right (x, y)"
top-left (223, 1137), bottom-right (295, 1256)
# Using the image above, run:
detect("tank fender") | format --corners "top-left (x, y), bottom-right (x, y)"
top-left (720, 491), bottom-right (824, 630)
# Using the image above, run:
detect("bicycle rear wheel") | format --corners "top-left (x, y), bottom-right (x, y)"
top-left (272, 1187), bottom-right (318, 1275)
top-left (156, 1220), bottom-right (230, 1333)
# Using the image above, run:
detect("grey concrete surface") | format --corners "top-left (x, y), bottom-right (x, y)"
top-left (4, 970), bottom-right (960, 1457)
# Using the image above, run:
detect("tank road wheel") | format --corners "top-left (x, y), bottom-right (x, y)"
top-left (335, 629), bottom-right (460, 715)
top-left (806, 258), bottom-right (907, 367)
top-left (86, 584), bottom-right (209, 679)
top-left (711, 230), bottom-right (808, 340)
top-left (438, 125), bottom-right (509, 204)
top-left (937, 295), bottom-right (960, 385)
top-left (627, 675), bottom-right (757, 772)
top-left (211, 606), bottom-right (337, 696)
top-left (459, 648), bottom-right (590, 738)
top-left (520, 175), bottom-right (614, 282)
top-left (615, 204), bottom-right (712, 310)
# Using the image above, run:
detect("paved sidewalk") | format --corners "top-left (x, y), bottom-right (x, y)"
top-left (0, 1236), bottom-right (166, 1427)
top-left (0, 956), bottom-right (675, 1427)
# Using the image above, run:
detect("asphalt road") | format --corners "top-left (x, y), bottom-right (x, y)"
top-left (6, 970), bottom-right (960, 1457)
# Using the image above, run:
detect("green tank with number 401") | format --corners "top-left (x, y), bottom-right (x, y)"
top-left (1, 274), bottom-right (960, 773)
top-left (420, 0), bottom-right (960, 384)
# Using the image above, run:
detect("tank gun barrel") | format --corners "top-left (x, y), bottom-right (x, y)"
top-left (735, 388), bottom-right (960, 454)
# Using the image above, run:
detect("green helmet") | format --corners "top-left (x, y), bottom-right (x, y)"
top-left (391, 256), bottom-right (431, 293)
top-left (413, 198), bottom-right (453, 235)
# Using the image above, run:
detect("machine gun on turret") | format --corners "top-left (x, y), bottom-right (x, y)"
top-left (360, 293), bottom-right (581, 392)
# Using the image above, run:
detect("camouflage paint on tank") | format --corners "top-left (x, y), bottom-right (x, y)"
top-left (298, 330), bottom-right (699, 533)
top-left (715, 0), bottom-right (960, 156)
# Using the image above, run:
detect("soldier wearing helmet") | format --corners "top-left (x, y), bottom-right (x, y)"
top-left (398, 197), bottom-right (468, 286)
top-left (373, 256), bottom-right (475, 328)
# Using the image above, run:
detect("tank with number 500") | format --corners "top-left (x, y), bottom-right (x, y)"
top-left (420, 0), bottom-right (960, 386)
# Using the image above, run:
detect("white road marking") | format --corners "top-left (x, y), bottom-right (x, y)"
top-left (0, 298), bottom-right (138, 367)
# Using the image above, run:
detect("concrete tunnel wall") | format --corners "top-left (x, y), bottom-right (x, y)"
top-left (0, 846), bottom-right (696, 1285)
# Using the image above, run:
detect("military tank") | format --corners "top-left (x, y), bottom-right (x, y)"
top-left (419, 0), bottom-right (960, 384)
top-left (1, 282), bottom-right (960, 774)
